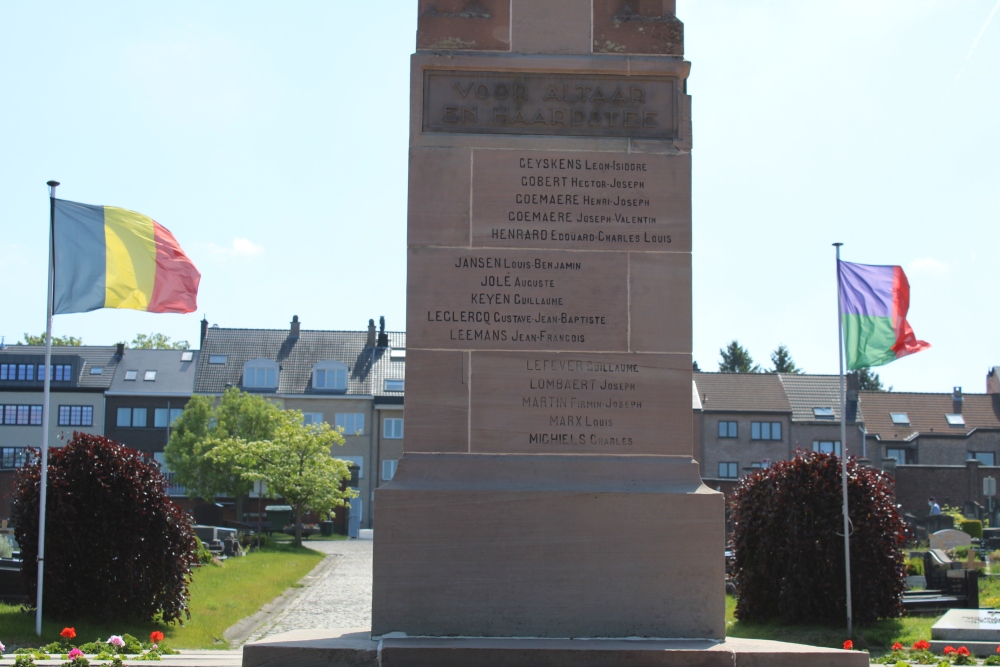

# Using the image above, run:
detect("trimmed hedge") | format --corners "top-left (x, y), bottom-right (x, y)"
top-left (730, 451), bottom-right (907, 624)
top-left (959, 519), bottom-right (983, 540)
top-left (12, 433), bottom-right (198, 623)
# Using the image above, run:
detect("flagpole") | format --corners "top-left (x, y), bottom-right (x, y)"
top-left (36, 180), bottom-right (59, 636)
top-left (834, 242), bottom-right (853, 638)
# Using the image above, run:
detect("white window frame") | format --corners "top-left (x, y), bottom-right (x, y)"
top-left (382, 459), bottom-right (398, 481)
top-left (313, 361), bottom-right (349, 392)
top-left (812, 440), bottom-right (842, 456)
top-left (335, 412), bottom-right (365, 435)
top-left (243, 358), bottom-right (279, 389)
top-left (384, 417), bottom-right (404, 439)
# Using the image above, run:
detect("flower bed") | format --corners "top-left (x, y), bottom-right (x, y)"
top-left (2, 629), bottom-right (177, 666)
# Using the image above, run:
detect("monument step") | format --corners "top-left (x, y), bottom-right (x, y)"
top-left (242, 629), bottom-right (869, 667)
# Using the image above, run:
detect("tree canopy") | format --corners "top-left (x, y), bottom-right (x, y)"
top-left (769, 344), bottom-right (802, 374)
top-left (209, 412), bottom-right (355, 546)
top-left (21, 332), bottom-right (82, 346)
top-left (128, 333), bottom-right (190, 349)
top-left (855, 367), bottom-right (889, 391)
top-left (718, 341), bottom-right (761, 373)
top-left (164, 389), bottom-right (286, 502)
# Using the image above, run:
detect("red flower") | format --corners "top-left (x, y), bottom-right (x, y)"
top-left (958, 647), bottom-right (970, 656)
top-left (892, 643), bottom-right (903, 651)
top-left (944, 646), bottom-right (957, 655)
top-left (60, 627), bottom-right (76, 640)
top-left (996, 645), bottom-right (1000, 654)
top-left (150, 631), bottom-right (164, 644)
top-left (843, 640), bottom-right (854, 650)
top-left (913, 640), bottom-right (931, 651)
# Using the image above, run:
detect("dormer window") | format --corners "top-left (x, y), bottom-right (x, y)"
top-left (385, 379), bottom-right (405, 392)
top-left (243, 359), bottom-right (279, 390)
top-left (313, 361), bottom-right (348, 393)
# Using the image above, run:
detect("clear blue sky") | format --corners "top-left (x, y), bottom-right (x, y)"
top-left (2, 1), bottom-right (997, 394)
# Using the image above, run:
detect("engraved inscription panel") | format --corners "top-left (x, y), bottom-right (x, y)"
top-left (423, 71), bottom-right (679, 138)
top-left (472, 150), bottom-right (690, 251)
top-left (470, 351), bottom-right (692, 455)
top-left (407, 246), bottom-right (628, 351)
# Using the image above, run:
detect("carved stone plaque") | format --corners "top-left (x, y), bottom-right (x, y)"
top-left (471, 150), bottom-right (690, 251)
top-left (469, 351), bottom-right (692, 455)
top-left (423, 71), bottom-right (679, 138)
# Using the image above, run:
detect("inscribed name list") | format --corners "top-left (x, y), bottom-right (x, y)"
top-left (407, 246), bottom-right (628, 351)
top-left (472, 150), bottom-right (690, 251)
top-left (470, 351), bottom-right (692, 455)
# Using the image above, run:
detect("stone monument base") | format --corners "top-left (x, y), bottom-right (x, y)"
top-left (372, 454), bottom-right (724, 639)
top-left (242, 629), bottom-right (870, 667)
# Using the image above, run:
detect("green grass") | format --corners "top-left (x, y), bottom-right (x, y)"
top-left (725, 595), bottom-right (936, 652)
top-left (0, 543), bottom-right (324, 650)
top-left (269, 532), bottom-right (348, 543)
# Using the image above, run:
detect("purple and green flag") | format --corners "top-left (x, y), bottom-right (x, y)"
top-left (838, 260), bottom-right (930, 369)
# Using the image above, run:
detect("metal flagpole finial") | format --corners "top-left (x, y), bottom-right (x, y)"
top-left (47, 181), bottom-right (59, 197)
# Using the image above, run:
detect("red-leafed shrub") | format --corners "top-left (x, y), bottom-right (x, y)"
top-left (730, 450), bottom-right (906, 624)
top-left (12, 433), bottom-right (198, 623)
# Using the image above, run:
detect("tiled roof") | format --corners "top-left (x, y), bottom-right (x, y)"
top-left (108, 349), bottom-right (199, 394)
top-left (195, 326), bottom-right (405, 397)
top-left (779, 374), bottom-right (847, 423)
top-left (0, 345), bottom-right (122, 390)
top-left (859, 391), bottom-right (1000, 442)
top-left (693, 372), bottom-right (791, 413)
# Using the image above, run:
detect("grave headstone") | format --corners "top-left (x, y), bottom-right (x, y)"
top-left (930, 529), bottom-right (973, 551)
top-left (925, 513), bottom-right (955, 533)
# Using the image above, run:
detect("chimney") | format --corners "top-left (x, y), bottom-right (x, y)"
top-left (990, 368), bottom-right (1000, 395)
top-left (377, 315), bottom-right (389, 347)
top-left (115, 342), bottom-right (125, 359)
top-left (200, 317), bottom-right (209, 345)
top-left (290, 315), bottom-right (301, 339)
top-left (367, 319), bottom-right (377, 347)
top-left (846, 372), bottom-right (860, 422)
top-left (953, 386), bottom-right (964, 414)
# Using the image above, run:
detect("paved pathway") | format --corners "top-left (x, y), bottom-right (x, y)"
top-left (244, 536), bottom-right (373, 643)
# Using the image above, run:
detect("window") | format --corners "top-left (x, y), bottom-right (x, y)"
top-left (40, 364), bottom-right (72, 381)
top-left (58, 405), bottom-right (93, 427)
top-left (886, 448), bottom-right (909, 465)
top-left (181, 351), bottom-right (194, 362)
top-left (717, 421), bottom-right (737, 438)
top-left (390, 349), bottom-right (406, 360)
top-left (117, 407), bottom-right (147, 428)
top-left (813, 407), bottom-right (835, 419)
top-left (970, 452), bottom-right (996, 466)
top-left (124, 370), bottom-right (138, 381)
top-left (946, 414), bottom-right (966, 427)
top-left (209, 355), bottom-right (227, 364)
top-left (751, 421), bottom-right (782, 441)
top-left (813, 440), bottom-right (842, 456)
top-left (338, 456), bottom-right (364, 479)
top-left (0, 364), bottom-right (8, 380)
top-left (243, 359), bottom-right (279, 389)
top-left (0, 405), bottom-right (43, 426)
top-left (302, 412), bottom-right (324, 426)
top-left (890, 413), bottom-right (910, 425)
top-left (1, 447), bottom-right (29, 469)
top-left (154, 408), bottom-right (184, 428)
top-left (19, 364), bottom-right (34, 381)
top-left (144, 370), bottom-right (157, 381)
top-left (385, 379), bottom-right (404, 392)
top-left (382, 459), bottom-right (398, 481)
top-left (718, 462), bottom-right (738, 478)
top-left (90, 366), bottom-right (103, 375)
top-left (335, 413), bottom-right (365, 435)
top-left (313, 361), bottom-right (348, 392)
top-left (384, 418), bottom-right (404, 439)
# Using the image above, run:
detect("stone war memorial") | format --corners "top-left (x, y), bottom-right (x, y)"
top-left (244, 2), bottom-right (867, 665)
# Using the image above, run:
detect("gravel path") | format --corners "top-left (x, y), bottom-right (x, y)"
top-left (245, 536), bottom-right (373, 642)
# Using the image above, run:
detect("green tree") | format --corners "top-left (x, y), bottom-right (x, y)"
top-left (718, 341), bottom-right (760, 373)
top-left (128, 333), bottom-right (190, 349)
top-left (855, 367), bottom-right (889, 391)
top-left (768, 344), bottom-right (802, 374)
top-left (164, 389), bottom-right (286, 512)
top-left (210, 411), bottom-right (355, 546)
top-left (21, 332), bottom-right (82, 346)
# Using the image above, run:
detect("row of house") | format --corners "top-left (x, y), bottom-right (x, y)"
top-left (0, 316), bottom-right (405, 529)
top-left (2, 315), bottom-right (997, 523)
